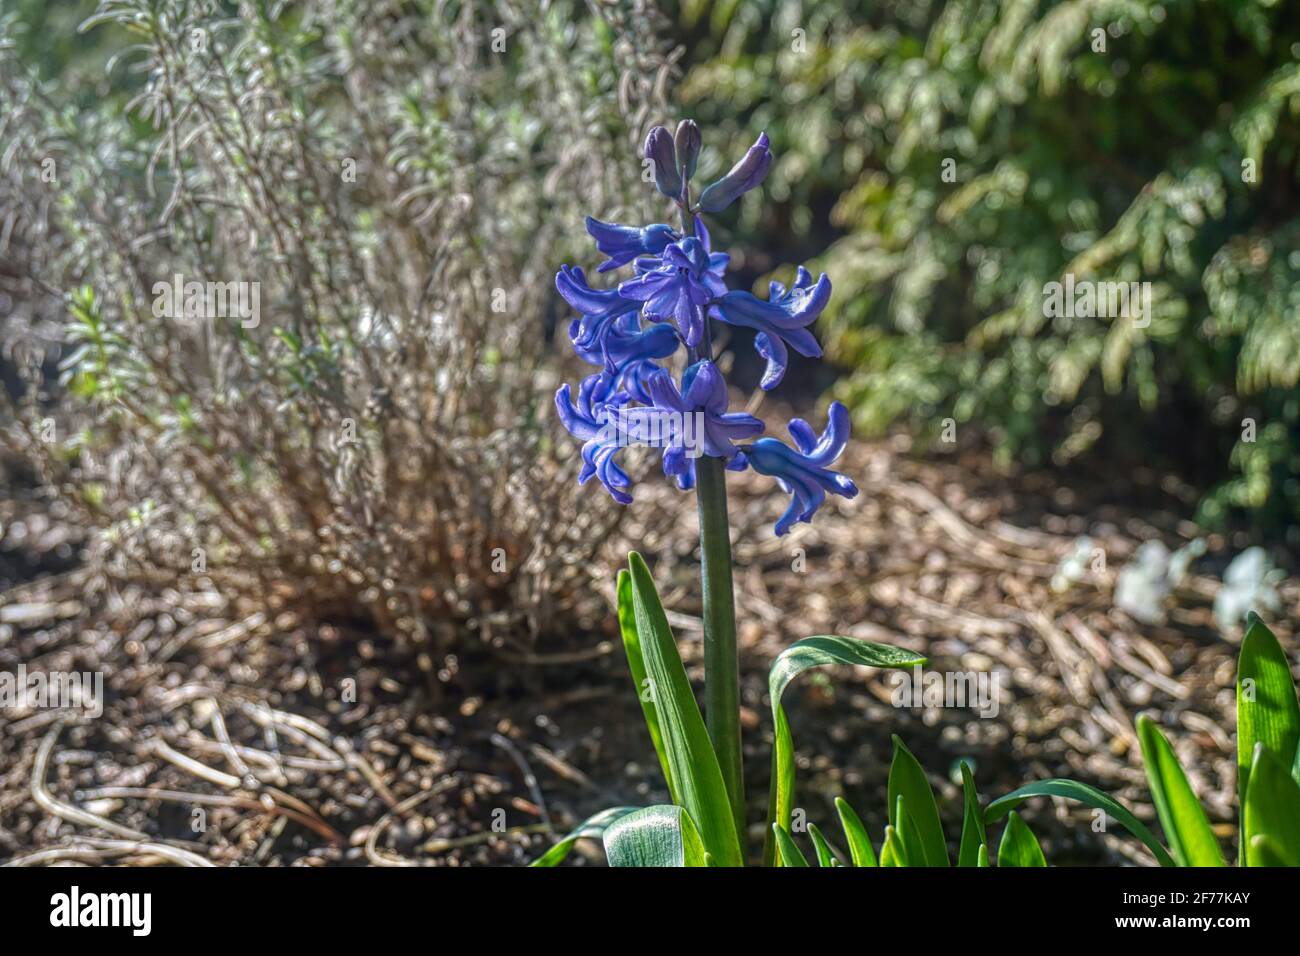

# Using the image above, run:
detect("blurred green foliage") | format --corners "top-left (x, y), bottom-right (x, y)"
top-left (670, 0), bottom-right (1300, 543)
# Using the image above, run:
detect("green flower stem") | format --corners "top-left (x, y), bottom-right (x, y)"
top-left (694, 452), bottom-right (746, 855)
top-left (678, 189), bottom-right (745, 856)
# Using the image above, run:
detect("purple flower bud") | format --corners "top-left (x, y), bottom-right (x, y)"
top-left (644, 126), bottom-right (682, 200)
top-left (697, 132), bottom-right (773, 213)
top-left (674, 120), bottom-right (701, 182)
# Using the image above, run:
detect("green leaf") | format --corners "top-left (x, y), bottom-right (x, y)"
top-left (987, 779), bottom-right (1176, 867)
top-left (1136, 715), bottom-right (1224, 866)
top-left (603, 805), bottom-right (707, 867)
top-left (764, 635), bottom-right (925, 865)
top-left (894, 793), bottom-right (932, 870)
top-left (976, 843), bottom-right (989, 867)
top-left (879, 824), bottom-right (908, 867)
top-left (887, 736), bottom-right (949, 866)
top-left (1242, 744), bottom-right (1300, 867)
top-left (997, 811), bottom-right (1047, 867)
top-left (835, 797), bottom-right (877, 867)
top-left (1237, 613), bottom-right (1300, 805)
top-left (772, 824), bottom-right (810, 867)
top-left (616, 570), bottom-right (676, 803)
top-left (808, 823), bottom-right (839, 867)
top-left (1247, 834), bottom-right (1296, 868)
top-left (626, 553), bottom-right (742, 867)
top-left (530, 806), bottom-right (641, 867)
top-left (956, 760), bottom-right (987, 867)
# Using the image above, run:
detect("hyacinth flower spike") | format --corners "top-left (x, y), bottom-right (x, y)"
top-left (551, 121), bottom-right (856, 858)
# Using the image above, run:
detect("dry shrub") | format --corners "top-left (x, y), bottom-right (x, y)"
top-left (0, 0), bottom-right (677, 660)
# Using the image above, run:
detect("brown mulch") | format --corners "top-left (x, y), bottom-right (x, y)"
top-left (1, 435), bottom-right (1295, 866)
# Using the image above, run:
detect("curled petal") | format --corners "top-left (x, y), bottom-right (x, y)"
top-left (746, 402), bottom-right (856, 535)
top-left (715, 270), bottom-right (831, 389)
top-left (554, 376), bottom-right (637, 504)
top-left (557, 266), bottom-right (641, 362)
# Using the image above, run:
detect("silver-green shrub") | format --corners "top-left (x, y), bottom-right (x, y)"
top-left (0, 0), bottom-right (674, 655)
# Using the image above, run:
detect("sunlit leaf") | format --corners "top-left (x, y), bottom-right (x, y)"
top-left (888, 735), bottom-right (949, 866)
top-left (1136, 714), bottom-right (1224, 866)
top-left (603, 805), bottom-right (707, 867)
top-left (997, 811), bottom-right (1046, 867)
top-left (530, 806), bottom-right (641, 867)
top-left (764, 635), bottom-right (925, 864)
top-left (616, 570), bottom-right (676, 803)
top-left (1242, 744), bottom-right (1300, 867)
top-left (987, 779), bottom-right (1175, 867)
top-left (808, 822), bottom-right (840, 867)
top-left (626, 553), bottom-right (742, 866)
top-left (1237, 613), bottom-right (1300, 805)
top-left (957, 760), bottom-right (987, 867)
top-left (772, 824), bottom-right (810, 867)
top-left (835, 796), bottom-right (878, 867)
top-left (880, 824), bottom-right (908, 867)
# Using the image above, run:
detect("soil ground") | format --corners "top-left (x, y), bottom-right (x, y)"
top-left (1, 433), bottom-right (1294, 866)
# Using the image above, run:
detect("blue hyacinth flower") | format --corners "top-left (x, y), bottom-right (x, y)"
top-left (585, 217), bottom-right (679, 273)
top-left (744, 401), bottom-right (857, 535)
top-left (555, 265), bottom-right (642, 366)
top-left (713, 266), bottom-right (830, 389)
top-left (645, 360), bottom-right (764, 485)
top-left (570, 313), bottom-right (679, 370)
top-left (554, 373), bottom-right (636, 504)
top-left (618, 236), bottom-right (717, 348)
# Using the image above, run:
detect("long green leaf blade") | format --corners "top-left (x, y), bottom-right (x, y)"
top-left (603, 805), bottom-right (707, 867)
top-left (835, 797), bottom-right (877, 867)
top-left (772, 824), bottom-right (810, 867)
top-left (1242, 744), bottom-right (1300, 867)
top-left (1136, 714), bottom-right (1224, 866)
top-left (894, 793), bottom-right (931, 870)
top-left (879, 824), bottom-right (908, 867)
top-left (530, 806), bottom-right (641, 867)
top-left (626, 553), bottom-right (742, 866)
top-left (616, 570), bottom-right (676, 803)
top-left (764, 635), bottom-right (925, 864)
top-left (1248, 834), bottom-right (1297, 867)
top-left (808, 823), bottom-right (838, 867)
top-left (956, 760), bottom-right (987, 867)
top-left (997, 811), bottom-right (1047, 867)
top-left (986, 779), bottom-right (1176, 867)
top-left (888, 735), bottom-right (949, 866)
top-left (1237, 613), bottom-right (1300, 803)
